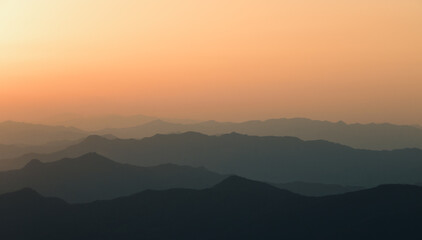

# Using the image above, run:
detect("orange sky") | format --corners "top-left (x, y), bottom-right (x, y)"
top-left (0, 0), bottom-right (421, 124)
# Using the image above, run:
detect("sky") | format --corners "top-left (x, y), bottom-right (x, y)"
top-left (0, 0), bottom-right (421, 124)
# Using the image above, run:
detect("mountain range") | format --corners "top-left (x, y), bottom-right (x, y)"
top-left (0, 153), bottom-right (225, 203)
top-left (0, 139), bottom-right (81, 160)
top-left (0, 153), bottom-right (364, 202)
top-left (2, 117), bottom-right (422, 150)
top-left (4, 133), bottom-right (422, 186)
top-left (96, 118), bottom-right (422, 150)
top-left (0, 121), bottom-right (87, 145)
top-left (39, 114), bottom-right (199, 131)
top-left (1, 176), bottom-right (421, 240)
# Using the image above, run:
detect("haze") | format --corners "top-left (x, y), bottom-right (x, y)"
top-left (1, 0), bottom-right (421, 124)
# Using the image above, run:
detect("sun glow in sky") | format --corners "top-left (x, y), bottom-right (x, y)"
top-left (0, 0), bottom-right (421, 124)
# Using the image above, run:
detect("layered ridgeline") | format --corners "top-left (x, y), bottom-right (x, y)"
top-left (0, 121), bottom-right (88, 145)
top-left (0, 153), bottom-right (362, 202)
top-left (1, 176), bottom-right (421, 240)
top-left (4, 133), bottom-right (422, 186)
top-left (40, 114), bottom-right (198, 131)
top-left (2, 118), bottom-right (422, 150)
top-left (96, 118), bottom-right (422, 150)
top-left (0, 139), bottom-right (82, 160)
top-left (0, 153), bottom-right (225, 203)
top-left (40, 114), bottom-right (157, 131)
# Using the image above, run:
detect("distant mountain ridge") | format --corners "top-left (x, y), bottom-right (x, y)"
top-left (0, 139), bottom-right (82, 160)
top-left (2, 118), bottom-right (421, 150)
top-left (0, 121), bottom-right (87, 145)
top-left (0, 153), bottom-right (226, 203)
top-left (1, 177), bottom-right (422, 239)
top-left (4, 133), bottom-right (422, 186)
top-left (40, 114), bottom-right (199, 131)
top-left (40, 114), bottom-right (157, 131)
top-left (96, 118), bottom-right (422, 150)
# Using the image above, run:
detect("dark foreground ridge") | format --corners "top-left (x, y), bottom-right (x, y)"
top-left (1, 176), bottom-right (422, 240)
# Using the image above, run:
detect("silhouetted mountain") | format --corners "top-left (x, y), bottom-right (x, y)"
top-left (97, 118), bottom-right (422, 150)
top-left (0, 187), bottom-right (67, 210)
top-left (272, 182), bottom-right (363, 196)
top-left (0, 188), bottom-right (69, 240)
top-left (0, 121), bottom-right (87, 145)
top-left (5, 133), bottom-right (422, 186)
top-left (0, 153), bottom-right (225, 203)
top-left (1, 177), bottom-right (422, 239)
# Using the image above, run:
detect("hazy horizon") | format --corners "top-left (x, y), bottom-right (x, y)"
top-left (1, 113), bottom-right (421, 127)
top-left (1, 0), bottom-right (421, 125)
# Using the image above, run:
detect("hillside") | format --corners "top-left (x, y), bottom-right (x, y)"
top-left (0, 177), bottom-right (421, 239)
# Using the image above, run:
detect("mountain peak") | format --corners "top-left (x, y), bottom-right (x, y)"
top-left (180, 131), bottom-right (207, 137)
top-left (62, 152), bottom-right (114, 164)
top-left (213, 175), bottom-right (277, 191)
top-left (222, 132), bottom-right (246, 137)
top-left (78, 152), bottom-right (105, 158)
top-left (151, 131), bottom-right (207, 139)
top-left (23, 159), bottom-right (44, 169)
top-left (143, 119), bottom-right (171, 126)
top-left (82, 135), bottom-right (109, 144)
top-left (23, 153), bottom-right (117, 171)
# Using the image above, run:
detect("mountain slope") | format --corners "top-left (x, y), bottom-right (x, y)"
top-left (1, 177), bottom-right (422, 239)
top-left (5, 133), bottom-right (422, 186)
top-left (97, 118), bottom-right (422, 150)
top-left (0, 153), bottom-right (225, 203)
top-left (0, 188), bottom-right (69, 240)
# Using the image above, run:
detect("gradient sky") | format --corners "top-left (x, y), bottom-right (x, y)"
top-left (1, 0), bottom-right (421, 124)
